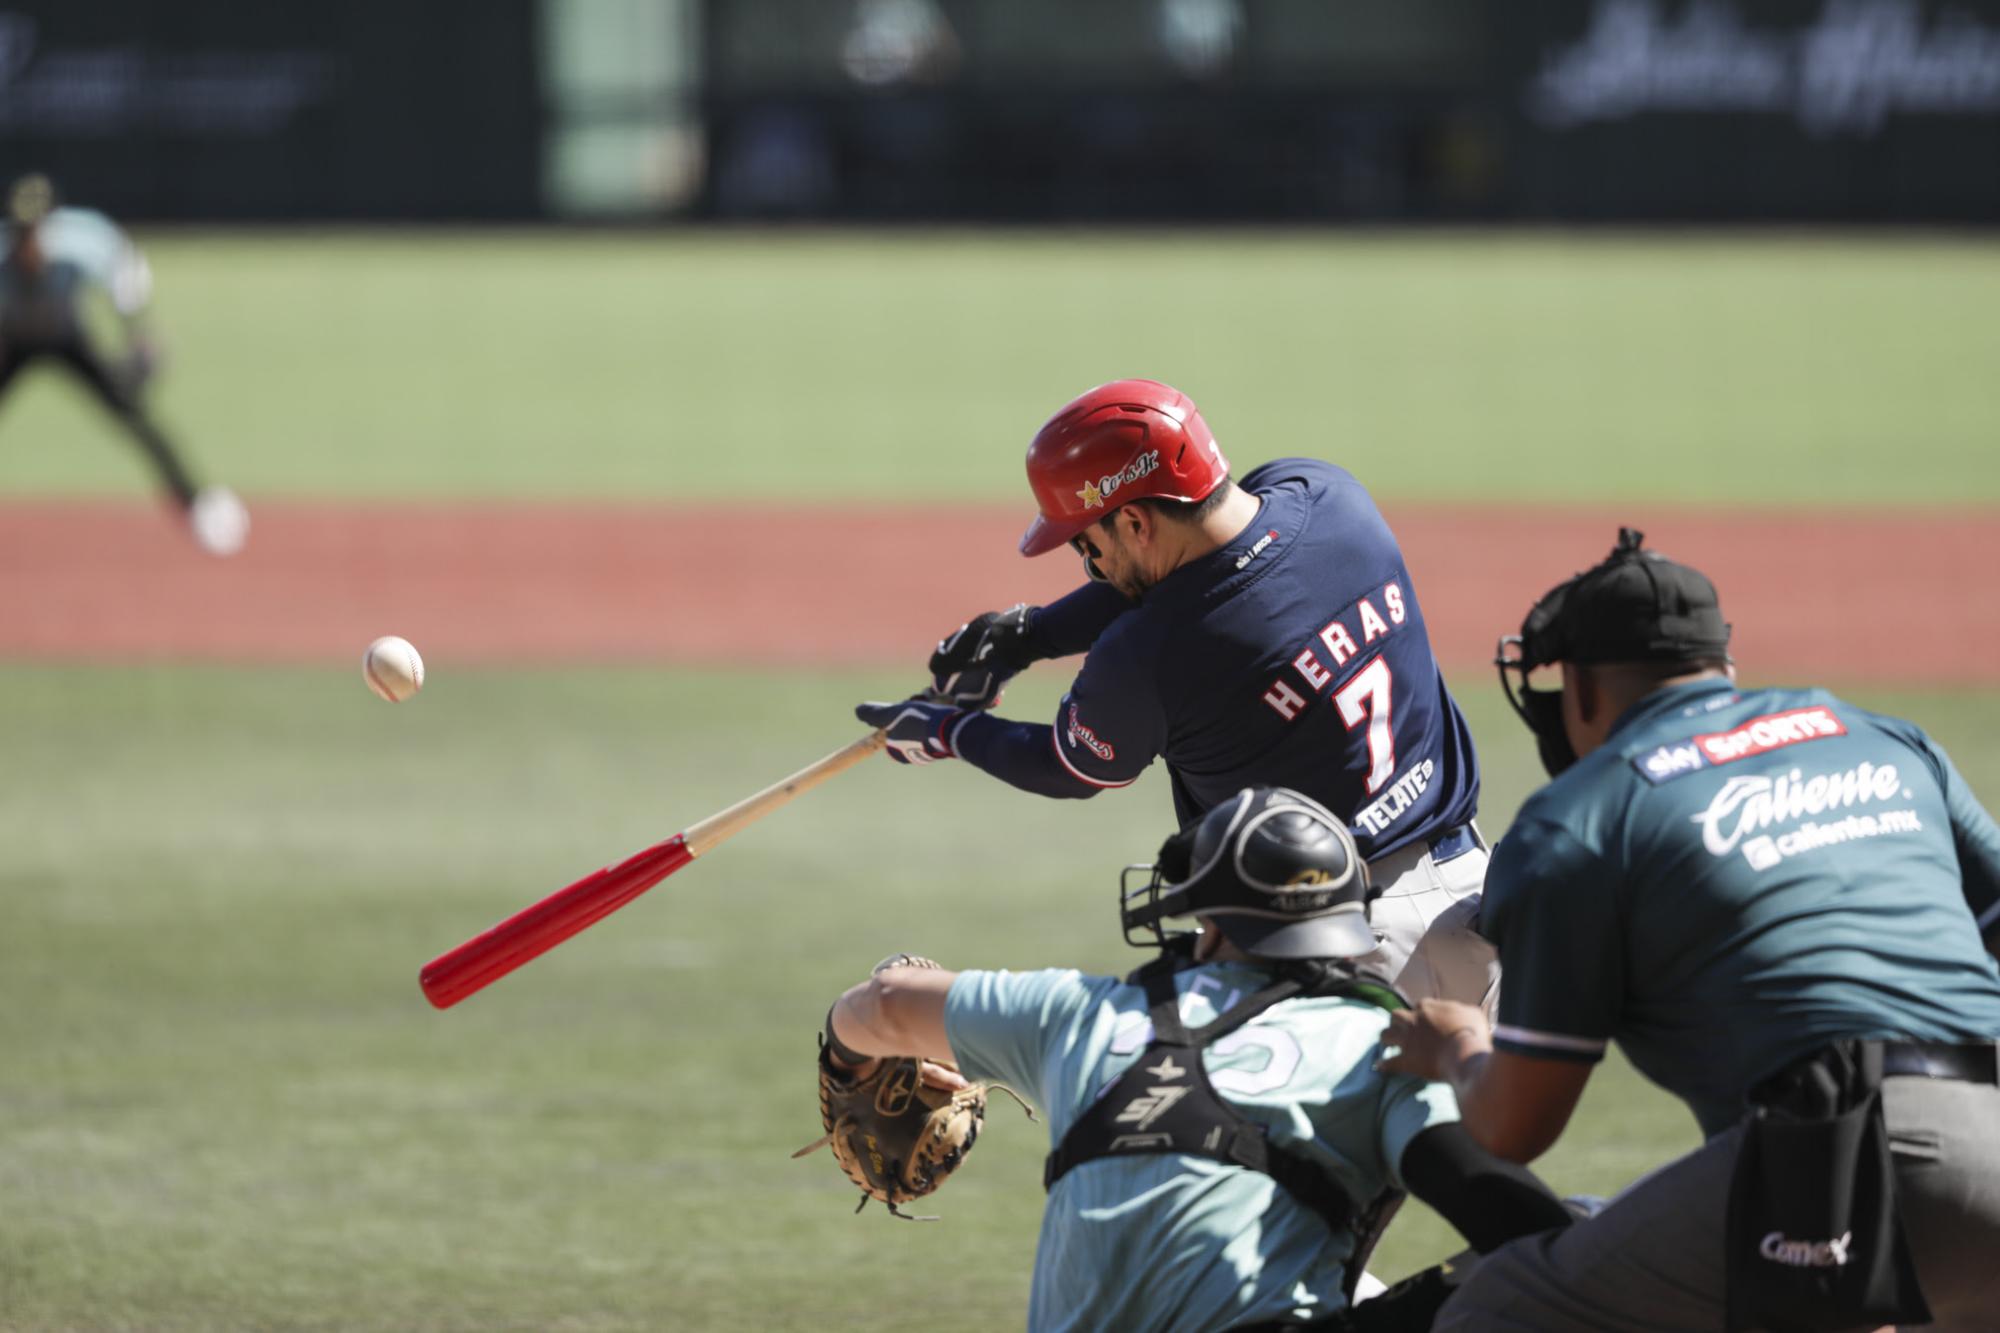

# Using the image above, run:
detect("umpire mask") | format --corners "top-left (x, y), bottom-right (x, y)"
top-left (1495, 616), bottom-right (1579, 780)
top-left (1121, 787), bottom-right (1376, 961)
top-left (1497, 527), bottom-right (1734, 779)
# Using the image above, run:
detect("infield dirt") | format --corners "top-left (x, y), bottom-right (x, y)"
top-left (2, 499), bottom-right (1993, 684)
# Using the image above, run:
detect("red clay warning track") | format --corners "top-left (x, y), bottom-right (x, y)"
top-left (1, 499), bottom-right (1994, 685)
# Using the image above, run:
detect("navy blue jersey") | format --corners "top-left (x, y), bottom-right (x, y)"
top-left (1040, 459), bottom-right (1479, 858)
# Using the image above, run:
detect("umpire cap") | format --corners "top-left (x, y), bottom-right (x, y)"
top-left (1515, 527), bottom-right (1732, 671)
top-left (1122, 787), bottom-right (1376, 961)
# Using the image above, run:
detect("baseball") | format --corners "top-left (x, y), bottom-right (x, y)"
top-left (362, 635), bottom-right (425, 703)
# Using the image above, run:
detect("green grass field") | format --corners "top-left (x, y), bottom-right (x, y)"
top-left (4, 665), bottom-right (1998, 1331)
top-left (3, 230), bottom-right (1997, 1329)
top-left (0, 231), bottom-right (1995, 503)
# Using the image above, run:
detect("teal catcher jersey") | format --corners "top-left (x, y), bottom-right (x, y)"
top-left (1483, 679), bottom-right (2000, 1138)
top-left (945, 962), bottom-right (1457, 1333)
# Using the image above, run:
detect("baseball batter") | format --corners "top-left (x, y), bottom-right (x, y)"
top-left (857, 379), bottom-right (1493, 1006)
top-left (816, 788), bottom-right (1572, 1332)
top-left (0, 174), bottom-right (246, 555)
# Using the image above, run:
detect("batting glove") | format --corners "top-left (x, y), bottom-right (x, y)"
top-left (856, 698), bottom-right (972, 765)
top-left (928, 604), bottom-right (1038, 711)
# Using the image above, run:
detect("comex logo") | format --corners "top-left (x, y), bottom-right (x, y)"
top-left (1760, 1230), bottom-right (1853, 1268)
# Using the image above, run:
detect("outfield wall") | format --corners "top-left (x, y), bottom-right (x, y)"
top-left (4, 0), bottom-right (1996, 223)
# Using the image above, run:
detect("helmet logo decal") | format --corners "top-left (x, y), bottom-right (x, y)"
top-left (1285, 868), bottom-right (1334, 887)
top-left (1021, 382), bottom-right (1231, 557)
top-left (1080, 449), bottom-right (1162, 512)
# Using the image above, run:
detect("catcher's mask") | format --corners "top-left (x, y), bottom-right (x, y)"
top-left (1121, 787), bottom-right (1376, 961)
top-left (1497, 527), bottom-right (1733, 778)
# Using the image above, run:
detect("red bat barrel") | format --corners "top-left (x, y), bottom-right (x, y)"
top-left (419, 834), bottom-right (693, 1009)
top-left (419, 729), bottom-right (885, 1011)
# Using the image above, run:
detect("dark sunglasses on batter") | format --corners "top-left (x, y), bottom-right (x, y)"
top-left (1070, 531), bottom-right (1111, 584)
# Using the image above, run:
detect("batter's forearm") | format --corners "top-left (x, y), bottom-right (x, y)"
top-left (952, 713), bottom-right (1101, 799)
top-left (1027, 583), bottom-right (1131, 659)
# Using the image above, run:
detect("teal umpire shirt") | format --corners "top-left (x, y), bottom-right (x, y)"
top-left (1482, 679), bottom-right (2000, 1138)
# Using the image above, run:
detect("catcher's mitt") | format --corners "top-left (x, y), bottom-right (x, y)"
top-left (793, 1041), bottom-right (987, 1221)
top-left (795, 954), bottom-right (1025, 1220)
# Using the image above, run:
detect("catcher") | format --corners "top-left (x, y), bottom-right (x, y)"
top-left (804, 787), bottom-right (1574, 1331)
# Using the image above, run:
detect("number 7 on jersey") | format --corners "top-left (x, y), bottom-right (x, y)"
top-left (1334, 657), bottom-right (1396, 795)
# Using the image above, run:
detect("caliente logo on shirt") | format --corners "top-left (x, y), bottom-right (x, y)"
top-left (1689, 762), bottom-right (1916, 867)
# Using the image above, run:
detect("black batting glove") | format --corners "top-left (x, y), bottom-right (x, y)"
top-left (928, 604), bottom-right (1038, 710)
top-left (856, 698), bottom-right (971, 766)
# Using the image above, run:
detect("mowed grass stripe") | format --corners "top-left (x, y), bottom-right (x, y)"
top-left (0, 231), bottom-right (1993, 504)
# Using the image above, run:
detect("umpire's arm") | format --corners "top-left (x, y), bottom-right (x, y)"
top-left (1382, 813), bottom-right (1616, 1161)
top-left (1936, 744), bottom-right (2000, 959)
top-left (1381, 1004), bottom-right (1592, 1164)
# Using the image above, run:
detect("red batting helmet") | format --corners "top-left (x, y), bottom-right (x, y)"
top-left (1018, 379), bottom-right (1231, 557)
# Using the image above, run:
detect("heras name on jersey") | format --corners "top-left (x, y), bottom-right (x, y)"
top-left (1258, 581), bottom-right (1409, 723)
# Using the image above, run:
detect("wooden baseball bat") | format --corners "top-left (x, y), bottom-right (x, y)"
top-left (420, 729), bottom-right (888, 1009)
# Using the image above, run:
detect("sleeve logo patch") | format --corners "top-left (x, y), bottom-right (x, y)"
top-left (1633, 706), bottom-right (1846, 785)
top-left (1234, 528), bottom-right (1281, 571)
top-left (1066, 703), bottom-right (1116, 761)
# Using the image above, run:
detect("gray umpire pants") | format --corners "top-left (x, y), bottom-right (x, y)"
top-left (1435, 1075), bottom-right (2000, 1331)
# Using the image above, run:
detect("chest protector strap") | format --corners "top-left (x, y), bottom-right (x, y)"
top-left (1041, 963), bottom-right (1362, 1235)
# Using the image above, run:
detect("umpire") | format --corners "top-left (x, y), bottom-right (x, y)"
top-left (1384, 529), bottom-right (2000, 1331)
